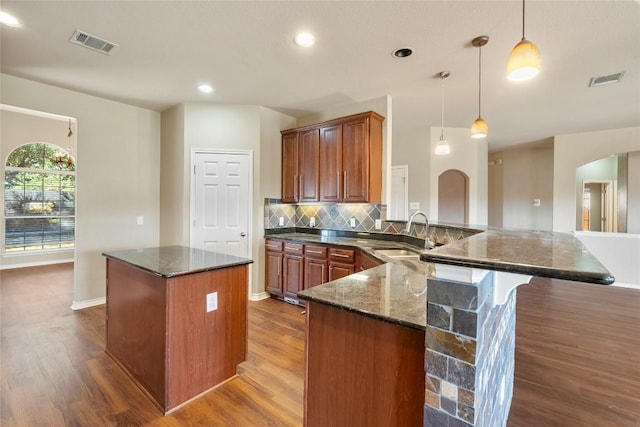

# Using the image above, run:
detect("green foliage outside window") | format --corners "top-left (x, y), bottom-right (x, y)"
top-left (4, 143), bottom-right (75, 252)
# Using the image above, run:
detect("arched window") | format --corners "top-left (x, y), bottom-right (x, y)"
top-left (4, 143), bottom-right (75, 253)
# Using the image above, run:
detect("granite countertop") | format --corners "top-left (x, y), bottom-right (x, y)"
top-left (419, 229), bottom-right (614, 285)
top-left (102, 245), bottom-right (253, 278)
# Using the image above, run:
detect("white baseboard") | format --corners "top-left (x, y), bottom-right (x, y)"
top-left (250, 292), bottom-right (270, 301)
top-left (612, 282), bottom-right (640, 290)
top-left (71, 297), bottom-right (106, 310)
top-left (0, 258), bottom-right (74, 270)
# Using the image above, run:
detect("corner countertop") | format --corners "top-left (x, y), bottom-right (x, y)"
top-left (102, 245), bottom-right (253, 278)
top-left (419, 229), bottom-right (614, 285)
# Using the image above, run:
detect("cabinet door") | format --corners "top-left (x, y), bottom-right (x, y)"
top-left (319, 123), bottom-right (342, 202)
top-left (360, 251), bottom-right (383, 271)
top-left (283, 255), bottom-right (304, 298)
top-left (329, 262), bottom-right (355, 281)
top-left (281, 131), bottom-right (299, 203)
top-left (305, 258), bottom-right (327, 289)
top-left (342, 116), bottom-right (370, 203)
top-left (299, 128), bottom-right (320, 202)
top-left (266, 250), bottom-right (283, 295)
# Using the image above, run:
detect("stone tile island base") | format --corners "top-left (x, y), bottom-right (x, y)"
top-left (424, 265), bottom-right (532, 427)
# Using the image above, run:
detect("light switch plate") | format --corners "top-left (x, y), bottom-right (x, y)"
top-left (409, 202), bottom-right (420, 210)
top-left (279, 216), bottom-right (284, 226)
top-left (533, 199), bottom-right (541, 207)
top-left (206, 292), bottom-right (218, 312)
top-left (350, 217), bottom-right (356, 228)
top-left (136, 215), bottom-right (144, 225)
top-left (310, 216), bottom-right (316, 227)
top-left (375, 219), bottom-right (382, 230)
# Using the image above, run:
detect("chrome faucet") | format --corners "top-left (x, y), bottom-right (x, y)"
top-left (405, 211), bottom-right (433, 249)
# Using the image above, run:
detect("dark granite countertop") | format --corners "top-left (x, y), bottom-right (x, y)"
top-left (419, 229), bottom-right (614, 285)
top-left (102, 245), bottom-right (253, 278)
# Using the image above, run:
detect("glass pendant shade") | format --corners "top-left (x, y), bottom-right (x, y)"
top-left (507, 38), bottom-right (540, 81)
top-left (471, 117), bottom-right (488, 139)
top-left (435, 135), bottom-right (450, 155)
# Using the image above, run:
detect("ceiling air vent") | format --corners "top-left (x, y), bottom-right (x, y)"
top-left (69, 29), bottom-right (118, 55)
top-left (589, 72), bottom-right (624, 87)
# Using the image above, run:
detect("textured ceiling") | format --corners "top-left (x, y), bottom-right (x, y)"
top-left (1, 1), bottom-right (639, 151)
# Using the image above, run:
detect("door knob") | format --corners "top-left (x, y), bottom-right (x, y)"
top-left (240, 232), bottom-right (247, 237)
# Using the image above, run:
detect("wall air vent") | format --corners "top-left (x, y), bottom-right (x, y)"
top-left (589, 72), bottom-right (624, 87)
top-left (69, 29), bottom-right (118, 55)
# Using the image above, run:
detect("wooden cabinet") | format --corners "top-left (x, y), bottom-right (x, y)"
top-left (281, 111), bottom-right (384, 204)
top-left (328, 247), bottom-right (357, 281)
top-left (360, 251), bottom-right (383, 271)
top-left (281, 132), bottom-right (299, 203)
top-left (342, 114), bottom-right (383, 203)
top-left (304, 244), bottom-right (328, 289)
top-left (265, 240), bottom-right (284, 295)
top-left (319, 123), bottom-right (342, 202)
top-left (283, 242), bottom-right (304, 299)
top-left (299, 129), bottom-right (320, 202)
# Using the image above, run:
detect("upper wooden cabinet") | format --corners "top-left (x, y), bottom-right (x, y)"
top-left (281, 111), bottom-right (384, 204)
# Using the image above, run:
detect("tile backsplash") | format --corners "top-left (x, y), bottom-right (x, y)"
top-left (264, 199), bottom-right (479, 245)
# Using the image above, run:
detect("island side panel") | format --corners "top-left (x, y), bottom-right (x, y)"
top-left (105, 258), bottom-right (167, 408)
top-left (165, 264), bottom-right (248, 411)
top-left (304, 302), bottom-right (425, 427)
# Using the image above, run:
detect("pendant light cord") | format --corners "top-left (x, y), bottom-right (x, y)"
top-left (440, 75), bottom-right (445, 138)
top-left (478, 44), bottom-right (482, 118)
top-left (522, 0), bottom-right (526, 40)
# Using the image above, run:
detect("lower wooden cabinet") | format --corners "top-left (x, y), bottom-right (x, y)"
top-left (265, 239), bottom-right (382, 303)
top-left (265, 240), bottom-right (283, 295)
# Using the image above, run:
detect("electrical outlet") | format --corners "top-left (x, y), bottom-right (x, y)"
top-left (350, 217), bottom-right (356, 228)
top-left (375, 219), bottom-right (382, 230)
top-left (310, 216), bottom-right (316, 227)
top-left (136, 215), bottom-right (144, 225)
top-left (279, 216), bottom-right (284, 226)
top-left (206, 292), bottom-right (218, 312)
top-left (409, 202), bottom-right (420, 210)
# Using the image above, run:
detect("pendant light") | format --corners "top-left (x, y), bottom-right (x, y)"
top-left (507, 0), bottom-right (540, 81)
top-left (435, 71), bottom-right (451, 155)
top-left (471, 36), bottom-right (488, 139)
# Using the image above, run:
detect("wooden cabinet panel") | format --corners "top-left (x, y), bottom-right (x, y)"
top-left (329, 262), bottom-right (355, 281)
top-left (342, 116), bottom-right (370, 203)
top-left (266, 251), bottom-right (283, 295)
top-left (305, 257), bottom-right (327, 289)
top-left (299, 129), bottom-right (320, 202)
top-left (281, 131), bottom-right (299, 203)
top-left (360, 251), bottom-right (383, 271)
top-left (283, 254), bottom-right (304, 299)
top-left (319, 123), bottom-right (342, 202)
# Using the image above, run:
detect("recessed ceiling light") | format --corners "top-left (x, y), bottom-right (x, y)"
top-left (0, 11), bottom-right (22, 27)
top-left (392, 47), bottom-right (414, 58)
top-left (294, 32), bottom-right (315, 48)
top-left (198, 84), bottom-right (214, 94)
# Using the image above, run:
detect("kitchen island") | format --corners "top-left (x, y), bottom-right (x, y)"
top-left (102, 246), bottom-right (252, 414)
top-left (293, 228), bottom-right (613, 427)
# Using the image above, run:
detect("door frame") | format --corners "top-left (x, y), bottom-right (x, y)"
top-left (189, 148), bottom-right (254, 260)
top-left (582, 179), bottom-right (616, 232)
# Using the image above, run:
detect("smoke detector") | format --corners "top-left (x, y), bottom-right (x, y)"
top-left (589, 72), bottom-right (624, 87)
top-left (69, 30), bottom-right (118, 55)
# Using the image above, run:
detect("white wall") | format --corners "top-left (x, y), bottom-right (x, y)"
top-left (553, 127), bottom-right (640, 232)
top-left (296, 96), bottom-right (392, 207)
top-left (429, 127), bottom-right (488, 226)
top-left (1, 74), bottom-right (161, 306)
top-left (392, 126), bottom-right (431, 218)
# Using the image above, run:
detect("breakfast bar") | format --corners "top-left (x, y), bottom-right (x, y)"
top-left (102, 246), bottom-right (252, 414)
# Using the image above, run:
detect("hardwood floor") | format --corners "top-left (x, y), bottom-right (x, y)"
top-left (1, 263), bottom-right (639, 426)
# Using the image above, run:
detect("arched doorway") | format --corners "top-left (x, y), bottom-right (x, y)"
top-left (438, 169), bottom-right (468, 224)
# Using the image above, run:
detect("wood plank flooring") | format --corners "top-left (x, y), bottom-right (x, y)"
top-left (1, 263), bottom-right (639, 426)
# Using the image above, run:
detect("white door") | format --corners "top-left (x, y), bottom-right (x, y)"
top-left (191, 151), bottom-right (251, 258)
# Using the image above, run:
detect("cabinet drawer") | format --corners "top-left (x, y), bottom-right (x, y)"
top-left (305, 244), bottom-right (328, 259)
top-left (284, 242), bottom-right (304, 255)
top-left (329, 247), bottom-right (355, 263)
top-left (265, 240), bottom-right (283, 252)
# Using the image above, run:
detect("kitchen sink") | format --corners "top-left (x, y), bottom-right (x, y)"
top-left (374, 248), bottom-right (421, 258)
